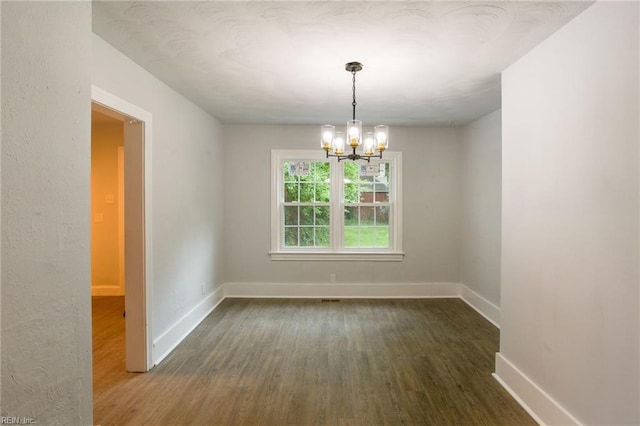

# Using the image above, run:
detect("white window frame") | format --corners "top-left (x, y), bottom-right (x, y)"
top-left (270, 149), bottom-right (403, 261)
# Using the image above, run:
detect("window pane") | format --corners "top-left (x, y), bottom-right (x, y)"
top-left (299, 172), bottom-right (312, 183)
top-left (342, 205), bottom-right (390, 248)
top-left (316, 227), bottom-right (329, 247)
top-left (359, 225), bottom-right (376, 247)
top-left (344, 206), bottom-right (358, 226)
top-left (300, 206), bottom-right (314, 226)
top-left (359, 189), bottom-right (373, 202)
top-left (283, 163), bottom-right (297, 181)
top-left (315, 183), bottom-right (330, 202)
top-left (344, 183), bottom-right (358, 203)
top-left (284, 182), bottom-right (298, 202)
top-left (376, 206), bottom-right (389, 226)
top-left (374, 226), bottom-right (389, 247)
top-left (343, 162), bottom-right (392, 203)
top-left (358, 174), bottom-right (374, 203)
top-left (344, 162), bottom-right (358, 182)
top-left (344, 227), bottom-right (359, 248)
top-left (299, 183), bottom-right (315, 202)
top-left (375, 206), bottom-right (390, 247)
top-left (300, 227), bottom-right (314, 246)
top-left (374, 188), bottom-right (390, 203)
top-left (284, 227), bottom-right (298, 247)
top-left (284, 206), bottom-right (298, 225)
top-left (373, 163), bottom-right (390, 203)
top-left (360, 206), bottom-right (374, 225)
top-left (315, 162), bottom-right (330, 181)
top-left (315, 206), bottom-right (330, 226)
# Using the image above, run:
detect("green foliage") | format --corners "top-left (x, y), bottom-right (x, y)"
top-left (343, 204), bottom-right (390, 248)
top-left (343, 162), bottom-right (359, 203)
top-left (284, 224), bottom-right (330, 247)
top-left (283, 161), bottom-right (331, 248)
top-left (284, 161), bottom-right (330, 203)
top-left (344, 226), bottom-right (389, 248)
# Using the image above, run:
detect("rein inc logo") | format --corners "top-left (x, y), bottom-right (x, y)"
top-left (1, 417), bottom-right (35, 425)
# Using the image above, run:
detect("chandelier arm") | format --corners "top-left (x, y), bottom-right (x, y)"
top-left (325, 145), bottom-right (382, 163)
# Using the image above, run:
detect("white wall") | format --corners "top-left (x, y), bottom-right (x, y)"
top-left (1, 2), bottom-right (92, 423)
top-left (223, 125), bottom-right (461, 285)
top-left (460, 110), bottom-right (502, 307)
top-left (499, 2), bottom-right (639, 424)
top-left (92, 35), bottom-right (226, 353)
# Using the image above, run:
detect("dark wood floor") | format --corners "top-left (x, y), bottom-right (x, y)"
top-left (92, 297), bottom-right (535, 425)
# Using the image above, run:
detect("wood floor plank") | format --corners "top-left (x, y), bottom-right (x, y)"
top-left (93, 297), bottom-right (535, 425)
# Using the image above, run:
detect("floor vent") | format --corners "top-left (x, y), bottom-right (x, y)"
top-left (321, 299), bottom-right (340, 303)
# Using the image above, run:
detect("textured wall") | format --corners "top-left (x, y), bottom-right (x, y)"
top-left (92, 34), bottom-right (226, 339)
top-left (223, 125), bottom-right (461, 285)
top-left (460, 110), bottom-right (502, 306)
top-left (500, 1), bottom-right (639, 423)
top-left (1, 2), bottom-right (92, 423)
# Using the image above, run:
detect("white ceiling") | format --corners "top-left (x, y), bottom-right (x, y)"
top-left (92, 1), bottom-right (592, 127)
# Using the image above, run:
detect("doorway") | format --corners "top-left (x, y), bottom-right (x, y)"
top-left (91, 86), bottom-right (153, 373)
top-left (91, 105), bottom-right (124, 297)
top-left (91, 104), bottom-right (127, 400)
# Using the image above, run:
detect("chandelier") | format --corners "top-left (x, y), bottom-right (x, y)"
top-left (320, 62), bottom-right (389, 162)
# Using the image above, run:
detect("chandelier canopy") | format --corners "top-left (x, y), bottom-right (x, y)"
top-left (320, 62), bottom-right (389, 162)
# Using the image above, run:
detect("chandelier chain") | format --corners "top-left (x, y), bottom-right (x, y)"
top-left (351, 70), bottom-right (357, 120)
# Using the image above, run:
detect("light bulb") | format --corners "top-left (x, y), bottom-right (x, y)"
top-left (364, 132), bottom-right (375, 156)
top-left (374, 125), bottom-right (389, 151)
top-left (333, 132), bottom-right (345, 155)
top-left (321, 125), bottom-right (335, 151)
top-left (347, 120), bottom-right (362, 148)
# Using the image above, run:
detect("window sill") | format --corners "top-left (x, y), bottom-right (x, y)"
top-left (269, 252), bottom-right (405, 262)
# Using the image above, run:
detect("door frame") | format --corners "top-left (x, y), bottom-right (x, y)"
top-left (91, 85), bottom-right (154, 371)
top-left (117, 146), bottom-right (125, 294)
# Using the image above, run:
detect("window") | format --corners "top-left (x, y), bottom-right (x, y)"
top-left (343, 162), bottom-right (391, 249)
top-left (271, 150), bottom-right (403, 261)
top-left (283, 161), bottom-right (331, 248)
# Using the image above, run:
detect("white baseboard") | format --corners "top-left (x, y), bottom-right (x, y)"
top-left (91, 285), bottom-right (124, 296)
top-left (494, 353), bottom-right (580, 425)
top-left (152, 285), bottom-right (225, 365)
top-left (460, 284), bottom-right (501, 328)
top-left (223, 282), bottom-right (461, 299)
